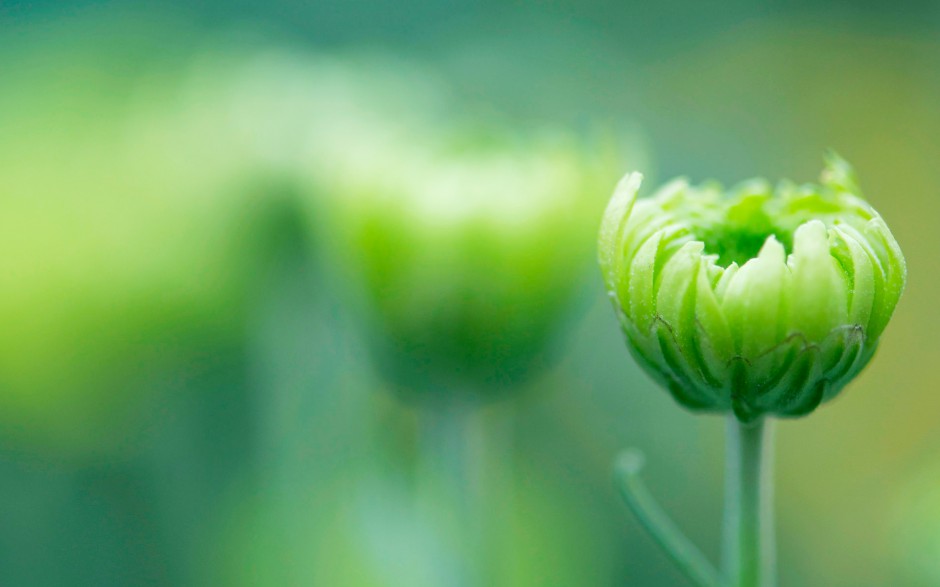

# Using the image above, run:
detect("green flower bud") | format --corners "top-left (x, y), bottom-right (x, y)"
top-left (598, 154), bottom-right (906, 421)
top-left (0, 33), bottom-right (313, 455)
top-left (320, 123), bottom-right (623, 400)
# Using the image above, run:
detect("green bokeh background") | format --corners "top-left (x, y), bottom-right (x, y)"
top-left (1, 1), bottom-right (939, 585)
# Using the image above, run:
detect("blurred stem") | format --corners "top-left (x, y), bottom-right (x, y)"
top-left (418, 400), bottom-right (486, 587)
top-left (615, 450), bottom-right (724, 587)
top-left (722, 417), bottom-right (776, 587)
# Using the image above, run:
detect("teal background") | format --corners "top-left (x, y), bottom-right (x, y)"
top-left (1, 1), bottom-right (939, 585)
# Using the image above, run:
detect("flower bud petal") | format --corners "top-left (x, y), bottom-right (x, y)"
top-left (722, 235), bottom-right (790, 359)
top-left (789, 220), bottom-right (849, 341)
top-left (598, 172), bottom-right (641, 294)
top-left (830, 225), bottom-right (875, 330)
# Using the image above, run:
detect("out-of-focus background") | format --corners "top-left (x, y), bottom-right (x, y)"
top-left (1, 1), bottom-right (939, 585)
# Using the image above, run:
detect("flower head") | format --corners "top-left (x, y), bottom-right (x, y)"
top-left (318, 116), bottom-right (624, 400)
top-left (598, 154), bottom-right (906, 421)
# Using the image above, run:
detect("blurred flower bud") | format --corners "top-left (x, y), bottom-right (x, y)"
top-left (317, 118), bottom-right (627, 400)
top-left (0, 29), bottom-right (318, 456)
top-left (598, 154), bottom-right (906, 421)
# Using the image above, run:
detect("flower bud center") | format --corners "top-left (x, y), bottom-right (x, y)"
top-left (680, 191), bottom-right (795, 268)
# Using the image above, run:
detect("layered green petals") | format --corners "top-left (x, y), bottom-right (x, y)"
top-left (598, 155), bottom-right (907, 421)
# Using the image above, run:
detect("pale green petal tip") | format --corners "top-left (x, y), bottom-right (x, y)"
top-left (599, 155), bottom-right (906, 421)
top-left (792, 219), bottom-right (830, 261)
top-left (822, 150), bottom-right (862, 196)
top-left (618, 171), bottom-right (644, 196)
top-left (757, 234), bottom-right (786, 263)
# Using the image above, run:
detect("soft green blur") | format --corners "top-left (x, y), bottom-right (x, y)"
top-left (1, 2), bottom-right (939, 586)
top-left (316, 114), bottom-right (620, 399)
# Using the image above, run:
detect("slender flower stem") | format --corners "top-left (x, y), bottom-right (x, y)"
top-left (722, 417), bottom-right (776, 587)
top-left (615, 450), bottom-right (724, 587)
top-left (418, 400), bottom-right (486, 587)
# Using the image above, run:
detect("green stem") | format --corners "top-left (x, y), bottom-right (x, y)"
top-left (722, 417), bottom-right (776, 587)
top-left (418, 401), bottom-right (486, 587)
top-left (615, 450), bottom-right (724, 587)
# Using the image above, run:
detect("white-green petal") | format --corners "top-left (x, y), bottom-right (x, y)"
top-left (628, 230), bottom-right (664, 333)
top-left (598, 172), bottom-right (641, 292)
top-left (831, 225), bottom-right (875, 329)
top-left (788, 220), bottom-right (848, 342)
top-left (722, 235), bottom-right (790, 359)
top-left (863, 217), bottom-right (907, 338)
top-left (694, 257), bottom-right (733, 382)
